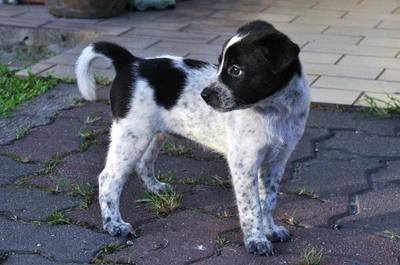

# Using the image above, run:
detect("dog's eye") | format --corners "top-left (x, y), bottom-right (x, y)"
top-left (228, 65), bottom-right (243, 77)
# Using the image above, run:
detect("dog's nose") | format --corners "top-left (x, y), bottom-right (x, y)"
top-left (201, 89), bottom-right (212, 101)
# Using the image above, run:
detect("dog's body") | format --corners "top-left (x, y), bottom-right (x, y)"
top-left (76, 21), bottom-right (310, 255)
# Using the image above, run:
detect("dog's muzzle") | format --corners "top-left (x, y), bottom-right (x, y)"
top-left (201, 83), bottom-right (237, 112)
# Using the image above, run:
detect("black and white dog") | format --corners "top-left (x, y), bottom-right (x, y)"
top-left (76, 20), bottom-right (309, 255)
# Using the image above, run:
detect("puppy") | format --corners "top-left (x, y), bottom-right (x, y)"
top-left (76, 20), bottom-right (310, 255)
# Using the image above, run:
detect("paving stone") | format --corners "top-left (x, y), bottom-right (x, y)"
top-left (104, 210), bottom-right (238, 265)
top-left (303, 42), bottom-right (399, 57)
top-left (3, 254), bottom-right (67, 265)
top-left (283, 150), bottom-right (381, 198)
top-left (0, 218), bottom-right (123, 263)
top-left (0, 117), bottom-right (83, 162)
top-left (0, 187), bottom-right (79, 221)
top-left (0, 84), bottom-right (81, 145)
top-left (319, 130), bottom-right (400, 157)
top-left (303, 63), bottom-right (382, 79)
top-left (308, 108), bottom-right (400, 136)
top-left (338, 187), bottom-right (400, 234)
top-left (0, 156), bottom-right (40, 185)
top-left (57, 101), bottom-right (111, 124)
top-left (290, 127), bottom-right (330, 163)
top-left (371, 160), bottom-right (400, 188)
top-left (310, 87), bottom-right (361, 105)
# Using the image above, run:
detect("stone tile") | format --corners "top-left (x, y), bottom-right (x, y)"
top-left (325, 26), bottom-right (400, 38)
top-left (0, 156), bottom-right (40, 185)
top-left (284, 150), bottom-right (380, 198)
top-left (303, 63), bottom-right (383, 79)
top-left (378, 20), bottom-right (400, 30)
top-left (210, 2), bottom-right (267, 12)
top-left (211, 10), bottom-right (296, 23)
top-left (290, 127), bottom-right (330, 162)
top-left (42, 65), bottom-right (115, 80)
top-left (0, 117), bottom-right (83, 162)
top-left (104, 210), bottom-right (238, 265)
top-left (264, 6), bottom-right (346, 18)
top-left (371, 160), bottom-right (400, 188)
top-left (181, 24), bottom-right (237, 36)
top-left (289, 32), bottom-right (361, 46)
top-left (361, 37), bottom-right (400, 48)
top-left (339, 188), bottom-right (400, 234)
top-left (379, 69), bottom-right (400, 82)
top-left (122, 28), bottom-right (217, 44)
top-left (0, 8), bottom-right (26, 17)
top-left (0, 187), bottom-right (79, 221)
top-left (3, 254), bottom-right (64, 265)
top-left (293, 16), bottom-right (380, 28)
top-left (43, 54), bottom-right (111, 69)
top-left (0, 17), bottom-right (48, 28)
top-left (57, 101), bottom-right (111, 122)
top-left (269, 0), bottom-right (317, 9)
top-left (310, 87), bottom-right (361, 105)
top-left (154, 41), bottom-right (220, 57)
top-left (340, 54), bottom-right (400, 69)
top-left (17, 63), bottom-right (55, 77)
top-left (320, 130), bottom-right (400, 157)
top-left (312, 0), bottom-right (359, 11)
top-left (0, 84), bottom-right (81, 145)
top-left (0, 218), bottom-right (123, 263)
top-left (305, 74), bottom-right (319, 85)
top-left (300, 52), bottom-right (343, 64)
top-left (100, 20), bottom-right (187, 31)
top-left (303, 42), bottom-right (399, 57)
top-left (43, 22), bottom-right (131, 36)
top-left (307, 108), bottom-right (400, 136)
top-left (312, 76), bottom-right (400, 94)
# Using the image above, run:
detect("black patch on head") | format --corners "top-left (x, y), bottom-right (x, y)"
top-left (138, 58), bottom-right (186, 109)
top-left (217, 20), bottom-right (301, 107)
top-left (93, 42), bottom-right (138, 119)
top-left (184, 58), bottom-right (208, 69)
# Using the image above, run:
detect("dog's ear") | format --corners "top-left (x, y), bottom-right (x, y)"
top-left (258, 32), bottom-right (300, 74)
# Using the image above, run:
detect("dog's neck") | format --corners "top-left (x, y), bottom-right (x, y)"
top-left (251, 71), bottom-right (309, 117)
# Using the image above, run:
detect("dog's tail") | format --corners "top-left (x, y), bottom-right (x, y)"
top-left (75, 41), bottom-right (136, 101)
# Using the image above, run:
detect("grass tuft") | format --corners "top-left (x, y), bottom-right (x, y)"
top-left (360, 94), bottom-right (400, 118)
top-left (42, 153), bottom-right (64, 174)
top-left (215, 235), bottom-right (229, 253)
top-left (15, 124), bottom-right (31, 140)
top-left (46, 211), bottom-right (70, 225)
top-left (136, 188), bottom-right (182, 217)
top-left (299, 246), bottom-right (324, 265)
top-left (161, 142), bottom-right (193, 156)
top-left (298, 188), bottom-right (320, 200)
top-left (0, 64), bottom-right (59, 117)
top-left (94, 75), bottom-right (111, 86)
top-left (71, 183), bottom-right (97, 209)
top-left (383, 230), bottom-right (400, 240)
top-left (91, 243), bottom-right (125, 265)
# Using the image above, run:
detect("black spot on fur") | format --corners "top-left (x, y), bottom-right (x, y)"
top-left (184, 58), bottom-right (208, 69)
top-left (105, 217), bottom-right (111, 223)
top-left (138, 58), bottom-right (186, 109)
top-left (93, 42), bottom-right (137, 118)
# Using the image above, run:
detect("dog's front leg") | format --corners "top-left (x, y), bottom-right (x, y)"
top-left (258, 157), bottom-right (291, 243)
top-left (228, 153), bottom-right (274, 255)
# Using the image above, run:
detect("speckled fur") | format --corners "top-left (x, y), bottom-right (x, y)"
top-left (76, 32), bottom-right (309, 255)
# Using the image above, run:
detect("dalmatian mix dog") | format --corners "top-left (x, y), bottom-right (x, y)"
top-left (76, 20), bottom-right (310, 255)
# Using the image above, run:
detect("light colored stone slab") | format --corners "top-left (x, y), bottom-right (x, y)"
top-left (378, 21), bottom-right (400, 30)
top-left (339, 55), bottom-right (400, 70)
top-left (303, 64), bottom-right (383, 79)
top-left (310, 87), bottom-right (362, 105)
top-left (264, 6), bottom-right (346, 18)
top-left (303, 42), bottom-right (399, 57)
top-left (17, 63), bottom-right (55, 77)
top-left (378, 69), bottom-right (400, 82)
top-left (211, 10), bottom-right (296, 23)
top-left (293, 16), bottom-right (380, 28)
top-left (300, 52), bottom-right (343, 64)
top-left (325, 26), bottom-right (400, 38)
top-left (313, 76), bottom-right (400, 94)
top-left (360, 37), bottom-right (400, 48)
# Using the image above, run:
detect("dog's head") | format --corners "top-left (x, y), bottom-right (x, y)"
top-left (201, 20), bottom-right (301, 112)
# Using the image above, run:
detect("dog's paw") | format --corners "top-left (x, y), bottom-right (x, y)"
top-left (245, 239), bottom-right (274, 256)
top-left (266, 225), bottom-right (291, 243)
top-left (104, 221), bottom-right (134, 237)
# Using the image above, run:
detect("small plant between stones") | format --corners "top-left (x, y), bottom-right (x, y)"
top-left (299, 246), bottom-right (324, 265)
top-left (42, 153), bottom-right (64, 174)
top-left (297, 188), bottom-right (320, 200)
top-left (215, 234), bottom-right (229, 254)
top-left (136, 188), bottom-right (182, 217)
top-left (383, 230), bottom-right (400, 240)
top-left (15, 124), bottom-right (31, 140)
top-left (91, 243), bottom-right (126, 265)
top-left (46, 211), bottom-right (70, 225)
top-left (161, 141), bottom-right (193, 156)
top-left (360, 94), bottom-right (400, 118)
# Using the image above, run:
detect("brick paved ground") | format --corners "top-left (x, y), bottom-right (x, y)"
top-left (0, 86), bottom-right (400, 264)
top-left (1, 0), bottom-right (400, 105)
top-left (1, 1), bottom-right (400, 264)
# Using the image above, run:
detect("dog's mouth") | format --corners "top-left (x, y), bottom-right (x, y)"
top-left (201, 85), bottom-right (239, 112)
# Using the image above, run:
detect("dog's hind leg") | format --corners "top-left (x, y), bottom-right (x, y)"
top-left (258, 155), bottom-right (291, 243)
top-left (135, 133), bottom-right (170, 194)
top-left (99, 120), bottom-right (154, 237)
